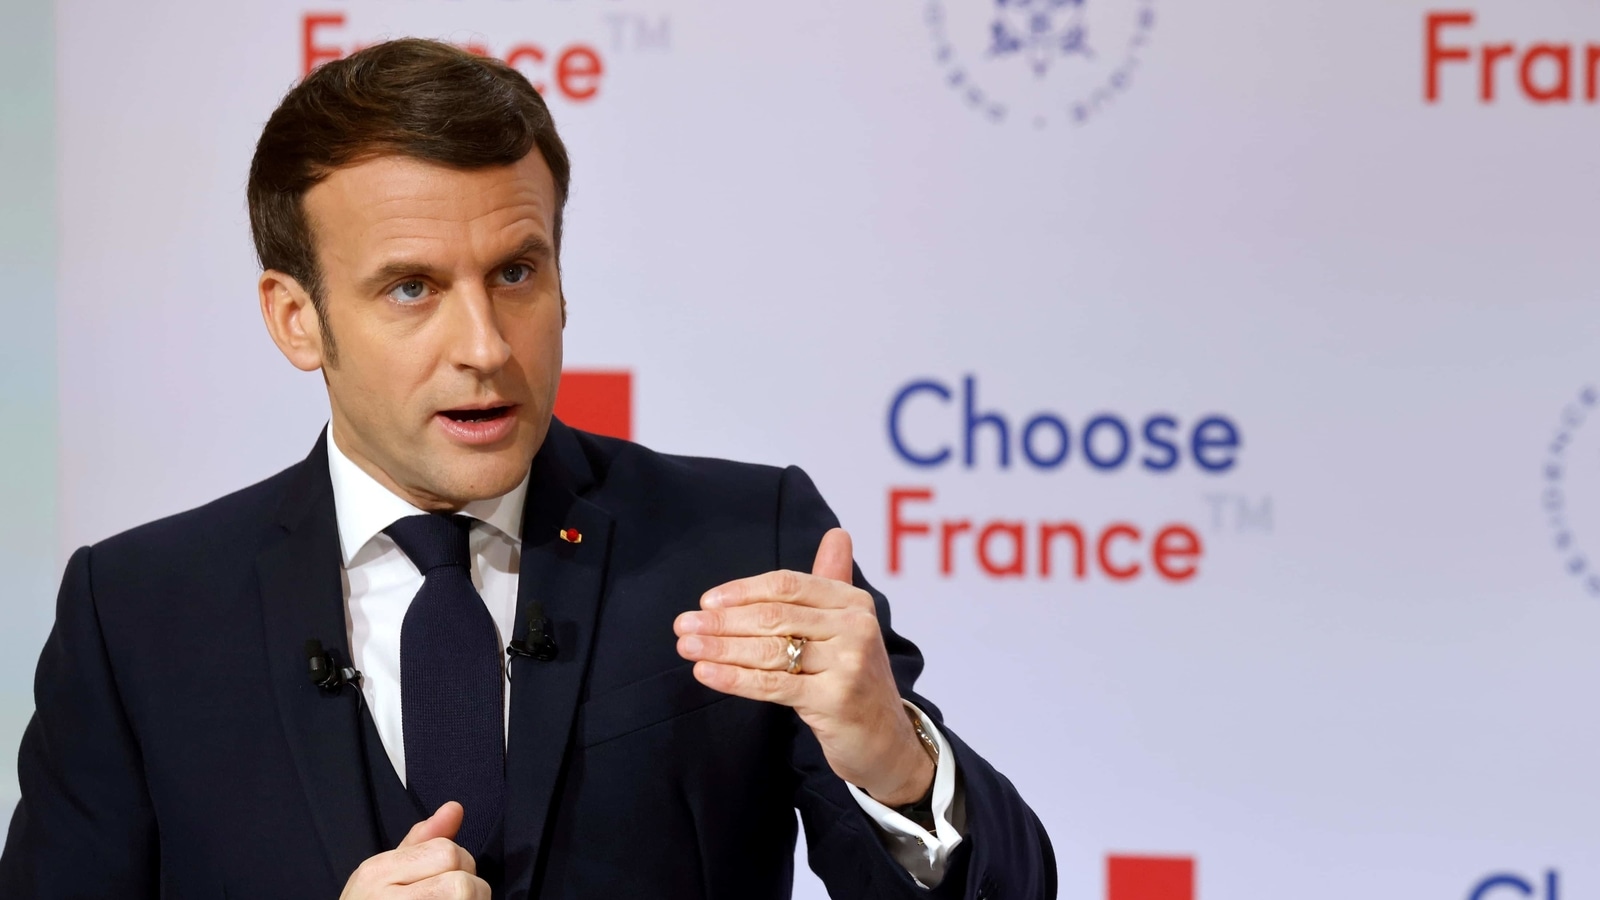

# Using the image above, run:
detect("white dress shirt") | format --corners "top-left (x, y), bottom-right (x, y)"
top-left (326, 428), bottom-right (963, 885)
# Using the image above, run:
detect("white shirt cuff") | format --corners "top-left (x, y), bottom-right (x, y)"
top-left (843, 700), bottom-right (964, 888)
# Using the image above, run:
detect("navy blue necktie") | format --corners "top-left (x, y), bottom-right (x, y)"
top-left (386, 513), bottom-right (504, 855)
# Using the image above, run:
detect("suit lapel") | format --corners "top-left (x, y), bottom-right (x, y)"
top-left (256, 433), bottom-right (382, 885)
top-left (503, 421), bottom-right (614, 899)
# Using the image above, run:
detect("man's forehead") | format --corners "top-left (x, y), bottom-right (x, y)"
top-left (305, 152), bottom-right (555, 259)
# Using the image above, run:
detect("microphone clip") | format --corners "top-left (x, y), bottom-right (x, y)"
top-left (305, 639), bottom-right (361, 692)
top-left (507, 601), bottom-right (559, 662)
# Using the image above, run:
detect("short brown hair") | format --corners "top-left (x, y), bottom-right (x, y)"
top-left (247, 38), bottom-right (571, 340)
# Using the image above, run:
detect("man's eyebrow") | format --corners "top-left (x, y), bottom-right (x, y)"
top-left (359, 258), bottom-right (441, 295)
top-left (357, 235), bottom-right (555, 295)
top-left (493, 235), bottom-right (555, 269)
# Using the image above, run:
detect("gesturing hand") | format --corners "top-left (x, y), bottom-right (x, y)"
top-left (340, 801), bottom-right (490, 900)
top-left (674, 528), bottom-right (934, 807)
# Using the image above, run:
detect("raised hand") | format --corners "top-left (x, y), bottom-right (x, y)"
top-left (674, 528), bottom-right (934, 806)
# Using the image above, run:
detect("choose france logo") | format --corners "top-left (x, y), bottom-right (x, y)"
top-left (925, 0), bottom-right (1157, 128)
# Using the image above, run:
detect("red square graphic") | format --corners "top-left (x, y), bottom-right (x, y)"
top-left (1107, 855), bottom-right (1195, 900)
top-left (553, 370), bottom-right (632, 441)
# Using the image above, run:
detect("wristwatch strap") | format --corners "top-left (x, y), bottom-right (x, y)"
top-left (894, 704), bottom-right (939, 831)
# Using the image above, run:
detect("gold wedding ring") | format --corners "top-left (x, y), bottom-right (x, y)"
top-left (784, 635), bottom-right (807, 674)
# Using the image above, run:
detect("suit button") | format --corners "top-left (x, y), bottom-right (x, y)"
top-left (977, 874), bottom-right (998, 899)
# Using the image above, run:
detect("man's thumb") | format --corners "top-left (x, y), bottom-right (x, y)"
top-left (811, 528), bottom-right (854, 584)
top-left (400, 800), bottom-right (463, 847)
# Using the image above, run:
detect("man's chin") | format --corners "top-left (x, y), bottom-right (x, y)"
top-left (410, 411), bottom-right (545, 504)
top-left (430, 448), bottom-right (534, 502)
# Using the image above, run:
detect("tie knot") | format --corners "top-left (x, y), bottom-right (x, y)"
top-left (385, 514), bottom-right (472, 572)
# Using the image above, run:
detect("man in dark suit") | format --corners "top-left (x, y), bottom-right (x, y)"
top-left (0, 38), bottom-right (1054, 899)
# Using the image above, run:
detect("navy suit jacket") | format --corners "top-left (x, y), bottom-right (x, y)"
top-left (1, 420), bottom-right (1054, 899)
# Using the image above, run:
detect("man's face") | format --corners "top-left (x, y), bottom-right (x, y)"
top-left (298, 151), bottom-right (564, 510)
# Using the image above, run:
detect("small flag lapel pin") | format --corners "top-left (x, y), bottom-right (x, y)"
top-left (559, 527), bottom-right (583, 545)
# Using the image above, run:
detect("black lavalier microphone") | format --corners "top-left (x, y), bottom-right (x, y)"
top-left (507, 601), bottom-right (559, 661)
top-left (305, 639), bottom-right (362, 691)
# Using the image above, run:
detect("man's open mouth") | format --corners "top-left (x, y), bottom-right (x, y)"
top-left (440, 405), bottom-right (514, 423)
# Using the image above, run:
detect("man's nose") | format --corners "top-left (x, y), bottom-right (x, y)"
top-left (444, 284), bottom-right (513, 375)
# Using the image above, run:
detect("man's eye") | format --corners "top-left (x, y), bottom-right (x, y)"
top-left (388, 280), bottom-right (429, 303)
top-left (498, 264), bottom-right (533, 285)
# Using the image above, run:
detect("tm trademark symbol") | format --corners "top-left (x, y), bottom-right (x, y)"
top-left (604, 14), bottom-right (671, 53)
top-left (1203, 493), bottom-right (1273, 534)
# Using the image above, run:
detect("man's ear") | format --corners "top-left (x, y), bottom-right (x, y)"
top-left (259, 270), bottom-right (329, 372)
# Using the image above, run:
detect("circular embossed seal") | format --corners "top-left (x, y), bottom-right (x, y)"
top-left (925, 0), bottom-right (1157, 128)
top-left (1543, 385), bottom-right (1600, 597)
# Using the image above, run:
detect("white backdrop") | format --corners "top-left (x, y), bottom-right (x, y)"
top-left (47, 0), bottom-right (1600, 896)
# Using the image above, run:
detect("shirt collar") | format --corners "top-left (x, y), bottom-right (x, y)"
top-left (325, 425), bottom-right (529, 567)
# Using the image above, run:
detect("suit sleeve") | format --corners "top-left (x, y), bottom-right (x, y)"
top-left (777, 466), bottom-right (1057, 900)
top-left (0, 545), bottom-right (159, 897)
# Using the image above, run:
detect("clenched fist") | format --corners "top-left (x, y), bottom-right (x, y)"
top-left (340, 801), bottom-right (490, 900)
